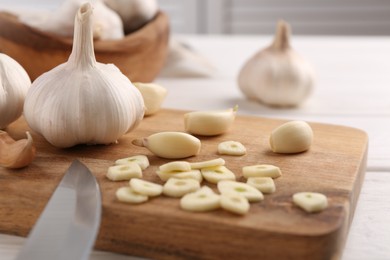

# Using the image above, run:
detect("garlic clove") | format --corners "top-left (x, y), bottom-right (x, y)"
top-left (184, 106), bottom-right (238, 136)
top-left (238, 20), bottom-right (315, 107)
top-left (133, 82), bottom-right (167, 116)
top-left (269, 120), bottom-right (313, 154)
top-left (0, 131), bottom-right (36, 169)
top-left (23, 3), bottom-right (144, 148)
top-left (132, 131), bottom-right (201, 159)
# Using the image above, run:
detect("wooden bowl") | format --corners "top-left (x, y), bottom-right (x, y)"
top-left (0, 11), bottom-right (169, 82)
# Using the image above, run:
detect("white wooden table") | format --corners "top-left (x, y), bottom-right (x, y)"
top-left (1, 35), bottom-right (389, 260)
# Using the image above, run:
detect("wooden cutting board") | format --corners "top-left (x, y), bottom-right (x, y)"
top-left (0, 109), bottom-right (368, 260)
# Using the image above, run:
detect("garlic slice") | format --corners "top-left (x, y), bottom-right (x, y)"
top-left (217, 180), bottom-right (264, 202)
top-left (189, 158), bottom-right (225, 170)
top-left (116, 186), bottom-right (148, 204)
top-left (217, 141), bottom-right (246, 156)
top-left (130, 178), bottom-right (163, 197)
top-left (106, 163), bottom-right (142, 181)
top-left (163, 178), bottom-right (200, 198)
top-left (156, 169), bottom-right (202, 182)
top-left (247, 177), bottom-right (276, 194)
top-left (23, 3), bottom-right (144, 148)
top-left (292, 192), bottom-right (328, 213)
top-left (0, 131), bottom-right (36, 169)
top-left (220, 193), bottom-right (250, 215)
top-left (115, 155), bottom-right (149, 170)
top-left (201, 166), bottom-right (236, 184)
top-left (242, 164), bottom-right (282, 179)
top-left (180, 186), bottom-right (220, 212)
top-left (159, 161), bottom-right (192, 173)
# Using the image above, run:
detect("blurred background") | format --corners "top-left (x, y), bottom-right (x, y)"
top-left (1, 0), bottom-right (390, 35)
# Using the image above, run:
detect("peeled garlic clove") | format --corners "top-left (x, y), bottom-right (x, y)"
top-left (0, 131), bottom-right (36, 169)
top-left (270, 120), bottom-right (313, 154)
top-left (238, 20), bottom-right (315, 107)
top-left (133, 82), bottom-right (167, 116)
top-left (0, 54), bottom-right (31, 129)
top-left (132, 132), bottom-right (201, 159)
top-left (23, 3), bottom-right (144, 148)
top-left (184, 106), bottom-right (238, 136)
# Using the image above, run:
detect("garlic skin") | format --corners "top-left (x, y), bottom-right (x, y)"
top-left (19, 0), bottom-right (124, 40)
top-left (104, 0), bottom-right (158, 33)
top-left (23, 3), bottom-right (144, 148)
top-left (0, 131), bottom-right (36, 169)
top-left (0, 54), bottom-right (31, 129)
top-left (238, 20), bottom-right (315, 107)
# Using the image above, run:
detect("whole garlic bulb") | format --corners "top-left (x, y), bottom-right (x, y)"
top-left (0, 54), bottom-right (31, 129)
top-left (238, 20), bottom-right (315, 107)
top-left (104, 0), bottom-right (158, 33)
top-left (19, 0), bottom-right (124, 40)
top-left (23, 3), bottom-right (144, 148)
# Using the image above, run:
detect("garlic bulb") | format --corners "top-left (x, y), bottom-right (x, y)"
top-left (0, 54), bottom-right (31, 129)
top-left (23, 3), bottom-right (144, 148)
top-left (104, 0), bottom-right (158, 33)
top-left (19, 0), bottom-right (124, 40)
top-left (238, 20), bottom-right (315, 107)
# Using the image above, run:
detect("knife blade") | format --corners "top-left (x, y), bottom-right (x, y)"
top-left (15, 159), bottom-right (101, 260)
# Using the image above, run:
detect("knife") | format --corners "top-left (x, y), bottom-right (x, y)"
top-left (15, 160), bottom-right (102, 260)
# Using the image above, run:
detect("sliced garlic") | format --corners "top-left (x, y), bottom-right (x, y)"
top-left (180, 186), bottom-right (220, 212)
top-left (116, 186), bottom-right (148, 204)
top-left (132, 132), bottom-right (201, 159)
top-left (220, 193), bottom-right (250, 215)
top-left (270, 121), bottom-right (313, 154)
top-left (129, 178), bottom-right (163, 197)
top-left (201, 166), bottom-right (236, 184)
top-left (106, 163), bottom-right (142, 181)
top-left (159, 161), bottom-right (191, 173)
top-left (184, 106), bottom-right (238, 136)
top-left (242, 164), bottom-right (281, 179)
top-left (163, 178), bottom-right (200, 198)
top-left (156, 169), bottom-right (202, 182)
top-left (217, 180), bottom-right (263, 202)
top-left (217, 141), bottom-right (246, 156)
top-left (133, 82), bottom-right (167, 116)
top-left (189, 158), bottom-right (225, 170)
top-left (115, 155), bottom-right (149, 170)
top-left (292, 192), bottom-right (328, 213)
top-left (247, 177), bottom-right (276, 194)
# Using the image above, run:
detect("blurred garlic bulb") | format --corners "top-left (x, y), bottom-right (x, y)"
top-left (23, 3), bottom-right (144, 148)
top-left (104, 0), bottom-right (158, 33)
top-left (238, 20), bottom-right (315, 107)
top-left (19, 0), bottom-right (124, 40)
top-left (0, 54), bottom-right (31, 129)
